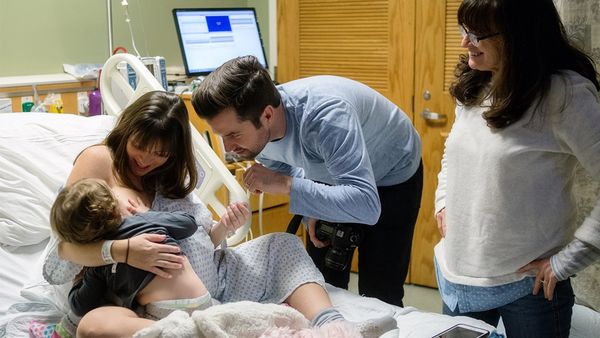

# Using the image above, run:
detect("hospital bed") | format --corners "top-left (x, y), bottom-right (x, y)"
top-left (0, 54), bottom-right (593, 337)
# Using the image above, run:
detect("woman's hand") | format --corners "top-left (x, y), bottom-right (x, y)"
top-left (436, 208), bottom-right (446, 237)
top-left (307, 218), bottom-right (329, 248)
top-left (518, 257), bottom-right (558, 300)
top-left (123, 234), bottom-right (184, 279)
top-left (209, 202), bottom-right (251, 246)
top-left (220, 202), bottom-right (251, 235)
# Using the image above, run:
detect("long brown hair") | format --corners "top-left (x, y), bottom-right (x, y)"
top-left (450, 0), bottom-right (599, 129)
top-left (105, 91), bottom-right (197, 198)
top-left (191, 55), bottom-right (281, 128)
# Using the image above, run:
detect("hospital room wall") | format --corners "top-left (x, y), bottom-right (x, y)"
top-left (0, 0), bottom-right (271, 77)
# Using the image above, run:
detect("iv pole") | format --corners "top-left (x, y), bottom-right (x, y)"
top-left (106, 0), bottom-right (114, 57)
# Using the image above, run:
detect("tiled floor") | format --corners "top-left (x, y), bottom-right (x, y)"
top-left (348, 273), bottom-right (442, 313)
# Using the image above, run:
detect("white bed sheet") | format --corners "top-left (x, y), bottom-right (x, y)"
top-left (327, 285), bottom-right (497, 337)
top-left (0, 240), bottom-right (66, 338)
top-left (0, 241), bottom-right (47, 316)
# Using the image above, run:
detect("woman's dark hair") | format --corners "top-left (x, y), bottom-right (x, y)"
top-left (450, 0), bottom-right (599, 129)
top-left (191, 55), bottom-right (281, 128)
top-left (105, 91), bottom-right (197, 198)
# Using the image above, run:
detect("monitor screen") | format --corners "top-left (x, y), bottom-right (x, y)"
top-left (173, 8), bottom-right (269, 76)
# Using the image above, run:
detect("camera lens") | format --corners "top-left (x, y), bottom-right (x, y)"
top-left (325, 247), bottom-right (352, 271)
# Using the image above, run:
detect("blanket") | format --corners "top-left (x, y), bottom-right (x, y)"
top-left (133, 301), bottom-right (362, 338)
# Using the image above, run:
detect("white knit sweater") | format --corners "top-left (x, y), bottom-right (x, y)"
top-left (435, 70), bottom-right (600, 287)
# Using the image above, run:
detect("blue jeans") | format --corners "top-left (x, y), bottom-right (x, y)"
top-left (443, 279), bottom-right (574, 338)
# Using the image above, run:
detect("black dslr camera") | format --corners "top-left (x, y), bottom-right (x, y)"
top-left (315, 220), bottom-right (361, 271)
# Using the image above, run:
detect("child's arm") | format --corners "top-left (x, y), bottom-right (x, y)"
top-left (209, 202), bottom-right (251, 247)
top-left (147, 212), bottom-right (200, 240)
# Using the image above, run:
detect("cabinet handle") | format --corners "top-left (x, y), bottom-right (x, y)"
top-left (421, 108), bottom-right (447, 122)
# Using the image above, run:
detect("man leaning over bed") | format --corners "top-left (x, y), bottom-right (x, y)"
top-left (192, 55), bottom-right (423, 308)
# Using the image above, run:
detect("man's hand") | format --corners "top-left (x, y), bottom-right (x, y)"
top-left (242, 163), bottom-right (292, 195)
top-left (307, 218), bottom-right (329, 248)
top-left (518, 257), bottom-right (558, 300)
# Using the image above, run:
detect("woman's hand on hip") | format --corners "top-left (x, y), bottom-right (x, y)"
top-left (436, 208), bottom-right (446, 237)
top-left (125, 234), bottom-right (184, 279)
top-left (518, 257), bottom-right (558, 300)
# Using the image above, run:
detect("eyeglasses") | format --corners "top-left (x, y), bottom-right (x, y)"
top-left (459, 25), bottom-right (500, 47)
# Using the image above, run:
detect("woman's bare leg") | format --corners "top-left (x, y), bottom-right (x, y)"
top-left (77, 306), bottom-right (154, 338)
top-left (284, 282), bottom-right (334, 320)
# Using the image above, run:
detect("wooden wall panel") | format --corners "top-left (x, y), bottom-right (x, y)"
top-left (278, 0), bottom-right (415, 116)
top-left (444, 1), bottom-right (464, 91)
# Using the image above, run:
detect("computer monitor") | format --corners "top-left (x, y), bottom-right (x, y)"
top-left (173, 8), bottom-right (269, 76)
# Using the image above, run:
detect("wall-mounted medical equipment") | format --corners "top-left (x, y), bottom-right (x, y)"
top-left (173, 8), bottom-right (269, 76)
top-left (118, 56), bottom-right (168, 91)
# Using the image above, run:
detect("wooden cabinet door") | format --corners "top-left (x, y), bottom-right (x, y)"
top-left (410, 0), bottom-right (462, 287)
top-left (277, 0), bottom-right (415, 117)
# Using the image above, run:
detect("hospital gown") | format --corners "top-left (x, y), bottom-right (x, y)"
top-left (43, 193), bottom-right (325, 307)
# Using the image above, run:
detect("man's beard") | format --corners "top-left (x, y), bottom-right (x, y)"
top-left (227, 149), bottom-right (258, 162)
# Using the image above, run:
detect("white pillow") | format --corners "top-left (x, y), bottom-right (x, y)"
top-left (0, 113), bottom-right (115, 246)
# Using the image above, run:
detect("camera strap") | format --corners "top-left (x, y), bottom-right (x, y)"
top-left (286, 214), bottom-right (304, 235)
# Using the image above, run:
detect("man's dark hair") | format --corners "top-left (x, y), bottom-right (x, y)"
top-left (192, 55), bottom-right (281, 127)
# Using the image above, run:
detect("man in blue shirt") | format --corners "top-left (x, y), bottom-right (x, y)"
top-left (192, 55), bottom-right (422, 307)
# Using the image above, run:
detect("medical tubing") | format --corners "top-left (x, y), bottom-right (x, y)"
top-left (121, 0), bottom-right (141, 57)
top-left (258, 191), bottom-right (264, 236)
top-left (231, 160), bottom-right (265, 237)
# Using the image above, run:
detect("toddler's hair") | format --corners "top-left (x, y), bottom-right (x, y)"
top-left (50, 178), bottom-right (121, 243)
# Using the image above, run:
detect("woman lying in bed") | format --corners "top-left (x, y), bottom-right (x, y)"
top-left (42, 90), bottom-right (395, 338)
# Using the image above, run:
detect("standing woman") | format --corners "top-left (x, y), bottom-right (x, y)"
top-left (434, 0), bottom-right (600, 337)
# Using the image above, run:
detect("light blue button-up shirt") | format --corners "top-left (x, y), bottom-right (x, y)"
top-left (435, 259), bottom-right (535, 313)
top-left (257, 75), bottom-right (421, 224)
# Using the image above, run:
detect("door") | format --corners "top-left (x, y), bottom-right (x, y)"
top-left (276, 0), bottom-right (415, 116)
top-left (409, 0), bottom-right (463, 287)
top-left (276, 0), bottom-right (463, 287)
top-left (276, 0), bottom-right (416, 273)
